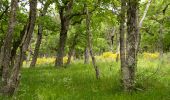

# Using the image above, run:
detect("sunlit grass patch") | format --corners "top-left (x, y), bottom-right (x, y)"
top-left (3, 53), bottom-right (169, 100)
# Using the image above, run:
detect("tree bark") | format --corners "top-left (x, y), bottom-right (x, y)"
top-left (55, 21), bottom-right (69, 67)
top-left (116, 29), bottom-right (120, 62)
top-left (111, 29), bottom-right (115, 52)
top-left (30, 24), bottom-right (43, 67)
top-left (84, 47), bottom-right (89, 64)
top-left (55, 0), bottom-right (73, 67)
top-left (86, 5), bottom-right (100, 79)
top-left (125, 0), bottom-right (139, 91)
top-left (0, 0), bottom-right (37, 95)
top-left (30, 0), bottom-right (52, 67)
top-left (119, 0), bottom-right (128, 91)
top-left (159, 20), bottom-right (163, 57)
top-left (66, 33), bottom-right (78, 65)
top-left (116, 42), bottom-right (120, 62)
top-left (10, 22), bottom-right (27, 68)
top-left (0, 0), bottom-right (18, 85)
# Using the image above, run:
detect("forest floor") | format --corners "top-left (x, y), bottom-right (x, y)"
top-left (1, 55), bottom-right (170, 100)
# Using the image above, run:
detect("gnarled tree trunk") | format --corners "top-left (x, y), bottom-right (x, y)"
top-left (0, 0), bottom-right (18, 85)
top-left (0, 0), bottom-right (37, 95)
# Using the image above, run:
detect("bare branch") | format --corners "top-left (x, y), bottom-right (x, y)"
top-left (139, 0), bottom-right (152, 28)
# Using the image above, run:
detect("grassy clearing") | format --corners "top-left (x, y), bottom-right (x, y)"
top-left (1, 55), bottom-right (170, 100)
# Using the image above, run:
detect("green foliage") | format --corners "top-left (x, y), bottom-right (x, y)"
top-left (140, 0), bottom-right (170, 52)
top-left (37, 15), bottom-right (60, 32)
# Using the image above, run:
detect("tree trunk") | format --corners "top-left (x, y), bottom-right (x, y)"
top-left (84, 47), bottom-right (89, 64)
top-left (110, 28), bottom-right (115, 52)
top-left (11, 27), bottom-right (24, 68)
top-left (26, 46), bottom-right (32, 65)
top-left (125, 0), bottom-right (139, 91)
top-left (119, 0), bottom-right (128, 91)
top-left (66, 33), bottom-right (78, 65)
top-left (30, 0), bottom-right (52, 67)
top-left (55, 25), bottom-right (68, 67)
top-left (116, 29), bottom-right (120, 62)
top-left (0, 0), bottom-right (37, 95)
top-left (0, 0), bottom-right (18, 85)
top-left (55, 1), bottom-right (73, 67)
top-left (159, 20), bottom-right (163, 57)
top-left (116, 42), bottom-right (120, 62)
top-left (30, 24), bottom-right (43, 67)
top-left (86, 5), bottom-right (100, 79)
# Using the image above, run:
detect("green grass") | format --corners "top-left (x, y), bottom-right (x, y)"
top-left (1, 57), bottom-right (170, 100)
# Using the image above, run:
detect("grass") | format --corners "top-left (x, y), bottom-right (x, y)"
top-left (1, 55), bottom-right (170, 100)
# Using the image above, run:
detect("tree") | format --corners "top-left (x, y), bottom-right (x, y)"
top-left (85, 4), bottom-right (100, 79)
top-left (0, 0), bottom-right (18, 86)
top-left (119, 0), bottom-right (127, 90)
top-left (137, 0), bottom-right (152, 52)
top-left (84, 47), bottom-right (89, 64)
top-left (0, 0), bottom-right (37, 95)
top-left (30, 0), bottom-right (53, 67)
top-left (55, 0), bottom-right (74, 67)
top-left (125, 0), bottom-right (139, 91)
top-left (55, 0), bottom-right (101, 67)
top-left (66, 25), bottom-right (80, 65)
top-left (120, 0), bottom-right (139, 91)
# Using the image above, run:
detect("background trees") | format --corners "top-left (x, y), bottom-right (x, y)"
top-left (0, 0), bottom-right (169, 97)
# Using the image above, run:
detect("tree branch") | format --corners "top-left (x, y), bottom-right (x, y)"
top-left (163, 3), bottom-right (170, 15)
top-left (0, 5), bottom-right (9, 20)
top-left (69, 0), bottom-right (101, 19)
top-left (139, 0), bottom-right (152, 28)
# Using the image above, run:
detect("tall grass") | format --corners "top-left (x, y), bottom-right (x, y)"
top-left (1, 54), bottom-right (170, 100)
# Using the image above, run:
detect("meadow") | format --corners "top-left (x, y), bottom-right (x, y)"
top-left (1, 53), bottom-right (170, 100)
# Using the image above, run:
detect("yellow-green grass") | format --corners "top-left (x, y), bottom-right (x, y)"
top-left (1, 54), bottom-right (170, 100)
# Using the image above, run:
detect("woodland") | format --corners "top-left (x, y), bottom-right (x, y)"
top-left (0, 0), bottom-right (170, 99)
